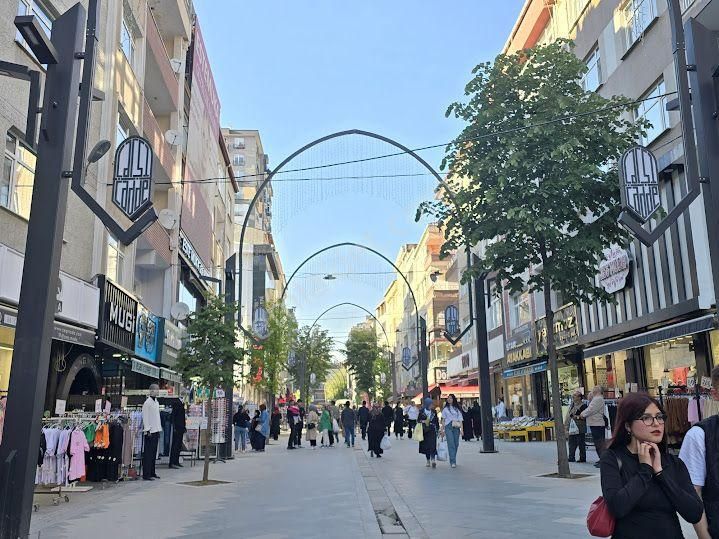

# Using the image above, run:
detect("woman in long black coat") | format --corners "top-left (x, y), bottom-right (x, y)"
top-left (461, 402), bottom-right (473, 442)
top-left (270, 406), bottom-right (281, 440)
top-left (368, 406), bottom-right (385, 458)
top-left (418, 397), bottom-right (439, 467)
top-left (393, 403), bottom-right (405, 439)
top-left (471, 401), bottom-right (482, 441)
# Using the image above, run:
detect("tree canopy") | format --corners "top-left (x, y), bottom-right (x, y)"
top-left (291, 325), bottom-right (334, 400)
top-left (343, 326), bottom-right (385, 400)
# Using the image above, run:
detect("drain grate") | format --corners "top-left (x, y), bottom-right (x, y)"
top-left (375, 508), bottom-right (407, 535)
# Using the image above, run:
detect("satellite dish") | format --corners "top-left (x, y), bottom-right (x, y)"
top-left (158, 208), bottom-right (178, 230)
top-left (171, 302), bottom-right (190, 321)
top-left (169, 58), bottom-right (185, 74)
top-left (164, 129), bottom-right (184, 147)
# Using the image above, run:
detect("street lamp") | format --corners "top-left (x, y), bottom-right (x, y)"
top-left (14, 16), bottom-right (58, 65)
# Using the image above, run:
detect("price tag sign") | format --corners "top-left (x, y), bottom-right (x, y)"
top-left (688, 376), bottom-right (696, 389)
top-left (94, 399), bottom-right (102, 413)
top-left (104, 401), bottom-right (111, 414)
top-left (701, 376), bottom-right (713, 390)
top-left (55, 399), bottom-right (66, 415)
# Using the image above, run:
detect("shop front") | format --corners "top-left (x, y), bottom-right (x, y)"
top-left (502, 322), bottom-right (547, 418)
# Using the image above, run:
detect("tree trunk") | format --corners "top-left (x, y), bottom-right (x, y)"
top-left (542, 275), bottom-right (571, 478)
top-left (202, 395), bottom-right (213, 483)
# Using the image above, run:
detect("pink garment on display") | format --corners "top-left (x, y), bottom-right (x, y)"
top-left (688, 399), bottom-right (700, 424)
top-left (68, 429), bottom-right (90, 481)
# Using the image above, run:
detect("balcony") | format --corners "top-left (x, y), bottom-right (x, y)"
top-left (147, 0), bottom-right (192, 41)
top-left (145, 7), bottom-right (179, 116)
top-left (143, 99), bottom-right (175, 182)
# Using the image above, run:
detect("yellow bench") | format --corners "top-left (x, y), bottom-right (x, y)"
top-left (509, 429), bottom-right (528, 442)
top-left (525, 425), bottom-right (545, 442)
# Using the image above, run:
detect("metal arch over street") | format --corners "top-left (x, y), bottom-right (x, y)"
top-left (308, 301), bottom-right (392, 350)
top-left (236, 129), bottom-right (475, 345)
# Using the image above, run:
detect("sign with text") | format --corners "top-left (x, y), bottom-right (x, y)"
top-left (97, 276), bottom-right (138, 354)
top-left (619, 146), bottom-right (661, 223)
top-left (135, 304), bottom-right (162, 362)
top-left (535, 304), bottom-right (580, 357)
top-left (599, 246), bottom-right (631, 294)
top-left (444, 305), bottom-right (459, 337)
top-left (504, 323), bottom-right (534, 366)
top-left (112, 136), bottom-right (153, 220)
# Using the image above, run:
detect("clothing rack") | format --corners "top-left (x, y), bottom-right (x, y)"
top-left (659, 384), bottom-right (706, 421)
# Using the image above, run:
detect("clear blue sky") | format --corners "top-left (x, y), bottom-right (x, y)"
top-left (195, 1), bottom-right (524, 351)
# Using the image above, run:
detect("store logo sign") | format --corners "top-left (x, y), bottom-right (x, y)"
top-left (444, 305), bottom-right (459, 337)
top-left (109, 302), bottom-right (134, 332)
top-left (620, 146), bottom-right (660, 223)
top-left (112, 136), bottom-right (153, 220)
top-left (599, 246), bottom-right (631, 294)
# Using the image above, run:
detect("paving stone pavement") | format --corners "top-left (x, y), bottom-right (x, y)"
top-left (26, 432), bottom-right (698, 538)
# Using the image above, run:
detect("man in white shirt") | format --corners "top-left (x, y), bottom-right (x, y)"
top-left (495, 397), bottom-right (507, 420)
top-left (679, 367), bottom-right (719, 539)
top-left (405, 401), bottom-right (419, 439)
top-left (142, 384), bottom-right (162, 480)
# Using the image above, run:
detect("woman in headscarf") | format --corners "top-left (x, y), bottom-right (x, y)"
top-left (270, 406), bottom-right (281, 441)
top-left (249, 409), bottom-right (261, 450)
top-left (368, 404), bottom-right (386, 458)
top-left (471, 401), bottom-right (483, 441)
top-left (305, 404), bottom-right (320, 449)
top-left (461, 401), bottom-right (473, 442)
top-left (319, 406), bottom-right (334, 447)
top-left (257, 403), bottom-right (270, 452)
top-left (393, 403), bottom-right (405, 439)
top-left (418, 397), bottom-right (439, 467)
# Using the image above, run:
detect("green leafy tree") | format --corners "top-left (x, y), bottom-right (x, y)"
top-left (292, 325), bottom-right (334, 401)
top-left (343, 327), bottom-right (383, 400)
top-left (257, 302), bottom-right (297, 405)
top-left (325, 366), bottom-right (349, 402)
top-left (373, 346), bottom-right (392, 401)
top-left (418, 40), bottom-right (647, 477)
top-left (177, 295), bottom-right (244, 483)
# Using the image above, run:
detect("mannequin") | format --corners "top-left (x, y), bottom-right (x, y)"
top-left (141, 384), bottom-right (162, 480)
top-left (168, 398), bottom-right (186, 469)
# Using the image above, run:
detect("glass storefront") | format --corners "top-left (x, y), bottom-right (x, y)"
top-left (644, 335), bottom-right (704, 392)
top-left (584, 351), bottom-right (627, 399)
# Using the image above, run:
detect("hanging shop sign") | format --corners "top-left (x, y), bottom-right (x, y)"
top-left (444, 305), bottom-right (459, 337)
top-left (112, 136), bottom-right (154, 220)
top-left (131, 357), bottom-right (160, 379)
top-left (402, 347), bottom-right (412, 369)
top-left (252, 298), bottom-right (269, 339)
top-left (161, 320), bottom-right (183, 367)
top-left (599, 246), bottom-right (632, 294)
top-left (97, 276), bottom-right (138, 354)
top-left (179, 229), bottom-right (210, 278)
top-left (135, 304), bottom-right (162, 362)
top-left (504, 323), bottom-right (535, 366)
top-left (535, 304), bottom-right (580, 357)
top-left (0, 304), bottom-right (96, 347)
top-left (160, 367), bottom-right (182, 384)
top-left (502, 361), bottom-right (548, 379)
top-left (619, 146), bottom-right (661, 223)
top-left (434, 367), bottom-right (448, 382)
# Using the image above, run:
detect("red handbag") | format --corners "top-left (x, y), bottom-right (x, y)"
top-left (587, 496), bottom-right (615, 537)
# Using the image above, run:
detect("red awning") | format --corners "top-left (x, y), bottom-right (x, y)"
top-left (412, 383), bottom-right (480, 403)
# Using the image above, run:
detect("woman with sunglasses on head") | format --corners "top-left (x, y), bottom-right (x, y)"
top-left (600, 392), bottom-right (702, 538)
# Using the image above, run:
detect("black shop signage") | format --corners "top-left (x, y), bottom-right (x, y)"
top-left (97, 276), bottom-right (137, 354)
top-left (505, 323), bottom-right (535, 366)
top-left (535, 304), bottom-right (579, 357)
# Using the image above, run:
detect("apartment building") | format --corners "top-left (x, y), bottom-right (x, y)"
top-left (0, 0), bottom-right (240, 411)
top-left (491, 0), bottom-right (719, 418)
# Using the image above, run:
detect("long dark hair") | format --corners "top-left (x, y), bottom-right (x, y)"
top-left (444, 394), bottom-right (459, 411)
top-left (608, 392), bottom-right (667, 453)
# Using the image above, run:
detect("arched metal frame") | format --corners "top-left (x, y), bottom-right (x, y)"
top-left (236, 129), bottom-right (475, 346)
top-left (308, 302), bottom-right (391, 350)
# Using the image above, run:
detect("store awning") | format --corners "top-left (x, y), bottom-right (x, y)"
top-left (502, 361), bottom-right (548, 379)
top-left (582, 314), bottom-right (716, 358)
top-left (131, 358), bottom-right (160, 379)
top-left (160, 367), bottom-right (181, 384)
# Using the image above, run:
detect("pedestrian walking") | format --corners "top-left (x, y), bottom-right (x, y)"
top-left (368, 404), bottom-right (385, 458)
top-left (295, 399), bottom-right (306, 447)
top-left (471, 401), bottom-right (482, 441)
top-left (358, 401), bottom-right (370, 440)
top-left (406, 401), bottom-right (419, 440)
top-left (256, 403), bottom-right (269, 451)
top-left (461, 401), bottom-right (473, 442)
top-left (319, 406), bottom-right (334, 447)
top-left (599, 392), bottom-right (701, 538)
top-left (250, 409), bottom-right (261, 451)
top-left (286, 400), bottom-right (300, 450)
top-left (494, 396), bottom-right (506, 421)
top-left (270, 406), bottom-right (281, 441)
top-left (441, 394), bottom-right (463, 468)
top-left (305, 405), bottom-right (319, 449)
top-left (382, 401), bottom-right (393, 436)
top-left (341, 401), bottom-right (356, 447)
top-left (393, 403), bottom-right (405, 439)
top-left (565, 390), bottom-right (587, 463)
top-left (582, 385), bottom-right (606, 468)
top-left (418, 397), bottom-right (439, 468)
top-left (679, 365), bottom-right (719, 538)
top-left (232, 405), bottom-right (250, 453)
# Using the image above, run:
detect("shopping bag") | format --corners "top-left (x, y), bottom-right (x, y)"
top-left (437, 439), bottom-right (448, 461)
top-left (569, 419), bottom-right (579, 436)
top-left (332, 418), bottom-right (339, 434)
top-left (380, 434), bottom-right (392, 450)
top-left (413, 423), bottom-right (424, 442)
top-left (586, 496), bottom-right (615, 537)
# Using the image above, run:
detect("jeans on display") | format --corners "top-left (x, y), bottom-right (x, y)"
top-left (234, 426), bottom-right (248, 451)
top-left (161, 413), bottom-right (172, 456)
top-left (344, 425), bottom-right (355, 446)
top-left (445, 426), bottom-right (460, 465)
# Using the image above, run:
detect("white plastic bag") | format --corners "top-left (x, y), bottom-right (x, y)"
top-left (332, 418), bottom-right (339, 434)
top-left (568, 419), bottom-right (579, 436)
top-left (381, 434), bottom-right (392, 450)
top-left (437, 439), bottom-right (448, 461)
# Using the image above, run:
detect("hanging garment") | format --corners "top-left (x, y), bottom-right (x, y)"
top-left (688, 399), bottom-right (700, 424)
top-left (68, 429), bottom-right (90, 481)
top-left (55, 429), bottom-right (72, 486)
top-left (121, 422), bottom-right (133, 467)
top-left (38, 427), bottom-right (60, 485)
top-left (106, 422), bottom-right (124, 481)
top-left (93, 424), bottom-right (110, 449)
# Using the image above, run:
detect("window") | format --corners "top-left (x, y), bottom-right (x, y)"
top-left (1, 133), bottom-right (36, 219)
top-left (582, 45), bottom-right (601, 92)
top-left (116, 113), bottom-right (130, 145)
top-left (488, 283), bottom-right (503, 330)
top-left (635, 79), bottom-right (669, 145)
top-left (107, 234), bottom-right (125, 284)
top-left (509, 291), bottom-right (531, 330)
top-left (233, 137), bottom-right (245, 149)
top-left (233, 154), bottom-right (245, 167)
top-left (120, 17), bottom-right (135, 68)
top-left (16, 1), bottom-right (53, 61)
top-left (623, 0), bottom-right (657, 49)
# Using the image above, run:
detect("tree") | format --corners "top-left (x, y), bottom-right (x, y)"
top-left (325, 366), bottom-right (349, 402)
top-left (177, 295), bottom-right (244, 483)
top-left (373, 346), bottom-right (392, 401)
top-left (257, 302), bottom-right (297, 405)
top-left (292, 325), bottom-right (334, 401)
top-left (419, 40), bottom-right (647, 477)
top-left (343, 327), bottom-right (383, 400)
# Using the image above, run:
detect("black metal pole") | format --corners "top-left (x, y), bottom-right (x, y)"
top-left (0, 5), bottom-right (85, 538)
top-left (420, 317), bottom-right (429, 398)
top-left (223, 254), bottom-right (236, 459)
top-left (474, 271), bottom-right (496, 453)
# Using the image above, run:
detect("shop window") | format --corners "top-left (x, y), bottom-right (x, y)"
top-left (1, 132), bottom-right (36, 219)
top-left (644, 336), bottom-right (699, 393)
top-left (107, 234), bottom-right (125, 284)
top-left (509, 291), bottom-right (531, 330)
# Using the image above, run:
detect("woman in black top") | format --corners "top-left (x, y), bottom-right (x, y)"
top-left (600, 392), bottom-right (702, 538)
top-left (367, 405), bottom-right (385, 458)
top-left (418, 397), bottom-right (440, 468)
top-left (393, 403), bottom-right (405, 439)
